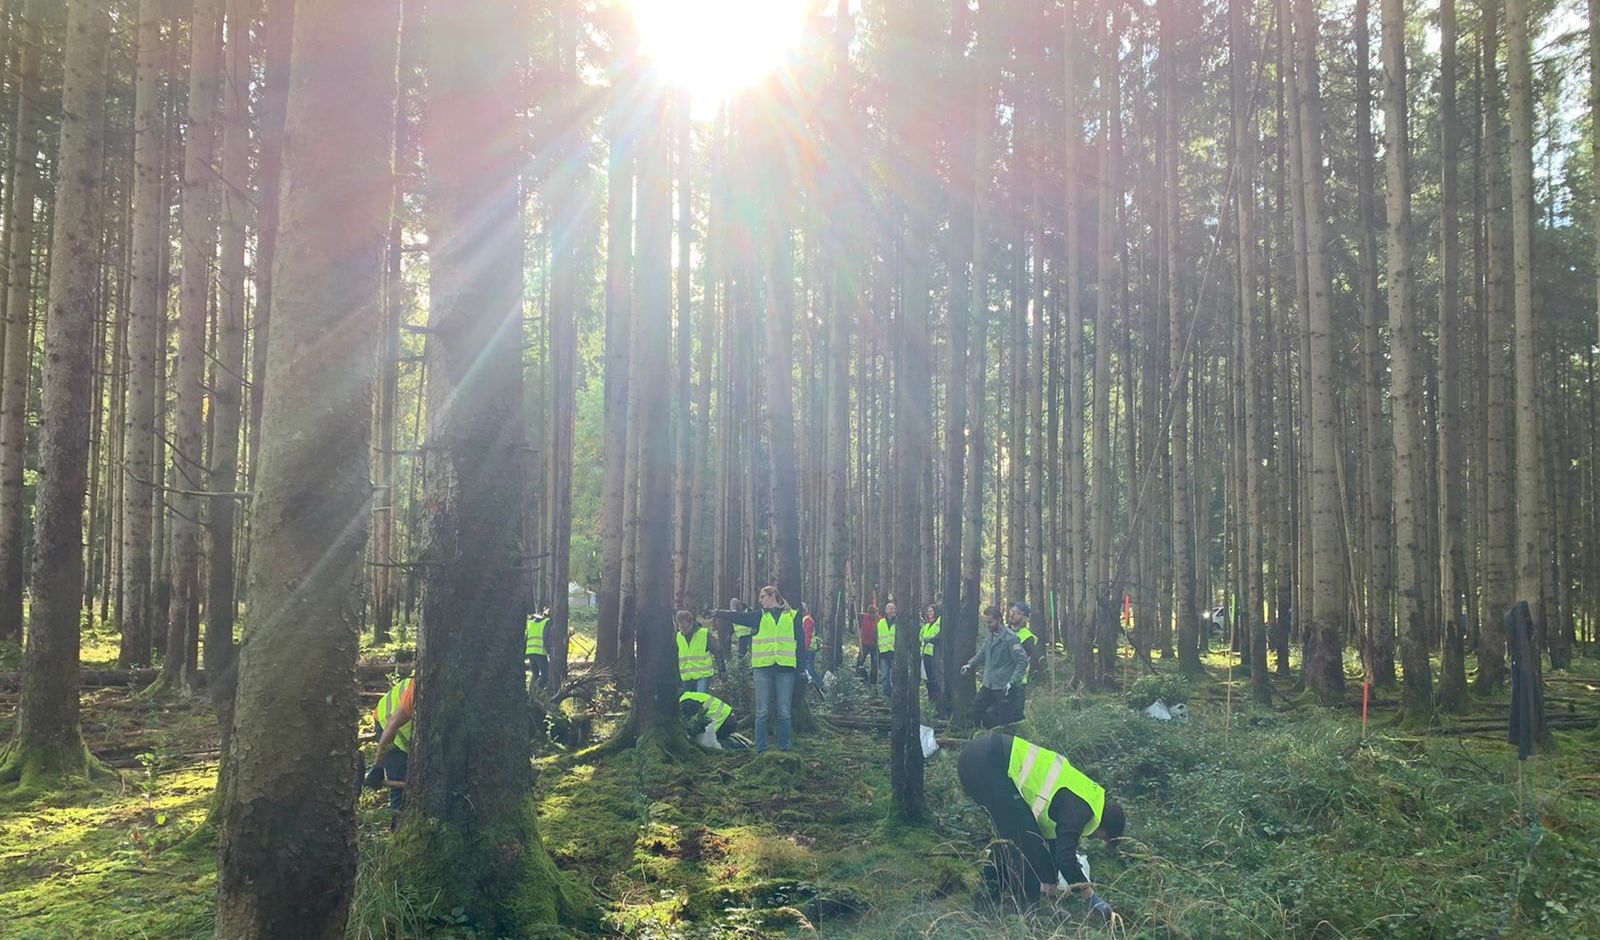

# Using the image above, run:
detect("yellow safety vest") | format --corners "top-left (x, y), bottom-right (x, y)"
top-left (877, 617), bottom-right (896, 654)
top-left (752, 609), bottom-right (798, 668)
top-left (1015, 626), bottom-right (1035, 684)
top-left (680, 691), bottom-right (732, 733)
top-left (1007, 737), bottom-right (1104, 841)
top-left (525, 616), bottom-right (549, 657)
top-left (677, 626), bottom-right (715, 680)
top-left (921, 617), bottom-right (941, 656)
top-left (374, 678), bottom-right (413, 754)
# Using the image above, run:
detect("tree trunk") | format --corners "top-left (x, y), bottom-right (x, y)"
top-left (207, 0), bottom-right (255, 735)
top-left (1230, 0), bottom-right (1270, 706)
top-left (1437, 0), bottom-right (1468, 711)
top-left (0, 0), bottom-right (45, 645)
top-left (0, 0), bottom-right (111, 792)
top-left (1354, 0), bottom-right (1396, 690)
top-left (119, 0), bottom-right (166, 668)
top-left (543, 0), bottom-right (579, 691)
top-left (627, 87), bottom-right (683, 740)
top-left (398, 3), bottom-right (591, 933)
top-left (597, 71), bottom-right (633, 668)
top-left (1479, 0), bottom-right (1511, 691)
top-left (825, 0), bottom-right (853, 672)
top-left (673, 91), bottom-right (693, 610)
top-left (212, 1), bottom-right (398, 931)
top-left (1092, 0), bottom-right (1120, 686)
top-left (940, 0), bottom-right (970, 715)
top-left (1295, 0), bottom-right (1347, 704)
top-left (1162, 0), bottom-right (1202, 678)
top-left (1383, 0), bottom-right (1433, 716)
top-left (162, 0), bottom-right (223, 691)
top-left (957, 0), bottom-right (994, 727)
top-left (1505, 0), bottom-right (1554, 665)
top-left (888, 0), bottom-right (929, 821)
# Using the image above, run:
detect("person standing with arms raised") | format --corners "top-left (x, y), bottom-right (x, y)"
top-left (713, 585), bottom-right (804, 753)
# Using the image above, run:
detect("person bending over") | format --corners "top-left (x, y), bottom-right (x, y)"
top-left (957, 731), bottom-right (1126, 921)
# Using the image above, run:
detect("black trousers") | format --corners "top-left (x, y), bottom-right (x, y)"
top-left (957, 732), bottom-right (1056, 896)
top-left (973, 686), bottom-right (1021, 729)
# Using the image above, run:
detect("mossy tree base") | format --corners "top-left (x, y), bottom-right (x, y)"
top-left (0, 738), bottom-right (115, 803)
top-left (389, 796), bottom-right (599, 938)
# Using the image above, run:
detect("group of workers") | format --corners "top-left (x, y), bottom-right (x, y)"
top-left (363, 591), bottom-right (1126, 923)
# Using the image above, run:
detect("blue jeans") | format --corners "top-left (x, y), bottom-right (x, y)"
top-left (799, 649), bottom-right (819, 688)
top-left (682, 677), bottom-right (711, 694)
top-left (879, 652), bottom-right (895, 698)
top-left (752, 665), bottom-right (795, 752)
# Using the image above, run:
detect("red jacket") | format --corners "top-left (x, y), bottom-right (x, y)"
top-left (859, 612), bottom-right (879, 647)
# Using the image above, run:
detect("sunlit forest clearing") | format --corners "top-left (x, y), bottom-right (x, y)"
top-left (0, 0), bottom-right (1598, 937)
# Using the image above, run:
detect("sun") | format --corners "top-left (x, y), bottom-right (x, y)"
top-left (627, 0), bottom-right (812, 113)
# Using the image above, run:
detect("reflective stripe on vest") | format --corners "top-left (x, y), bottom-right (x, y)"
top-left (677, 626), bottom-right (715, 680)
top-left (374, 678), bottom-right (413, 754)
top-left (1015, 627), bottom-right (1035, 684)
top-left (921, 617), bottom-right (941, 655)
top-left (752, 609), bottom-right (798, 668)
top-left (525, 617), bottom-right (549, 656)
top-left (877, 618), bottom-right (895, 654)
top-left (680, 691), bottom-right (732, 733)
top-left (1007, 737), bottom-right (1104, 841)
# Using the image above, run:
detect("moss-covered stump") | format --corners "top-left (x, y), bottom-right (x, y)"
top-left (388, 797), bottom-right (600, 938)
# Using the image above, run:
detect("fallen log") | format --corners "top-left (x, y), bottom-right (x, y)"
top-left (0, 660), bottom-right (411, 693)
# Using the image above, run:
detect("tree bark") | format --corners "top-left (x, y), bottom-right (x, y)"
top-left (1479, 0), bottom-right (1511, 691)
top-left (162, 0), bottom-right (223, 691)
top-left (1162, 0), bottom-right (1202, 678)
top-left (119, 0), bottom-right (166, 667)
top-left (1383, 0), bottom-right (1433, 716)
top-left (1437, 0), bottom-right (1469, 711)
top-left (207, 0), bottom-right (255, 735)
top-left (1230, 0), bottom-right (1270, 705)
top-left (398, 2), bottom-right (591, 933)
top-left (1505, 0), bottom-right (1554, 665)
top-left (597, 67), bottom-right (633, 668)
top-left (212, 0), bottom-right (398, 931)
top-left (0, 0), bottom-right (111, 792)
top-left (0, 0), bottom-right (45, 645)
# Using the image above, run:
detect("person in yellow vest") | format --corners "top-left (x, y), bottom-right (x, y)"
top-left (920, 603), bottom-right (943, 705)
top-left (679, 690), bottom-right (747, 749)
top-left (526, 607), bottom-right (551, 686)
top-left (957, 731), bottom-right (1126, 920)
top-left (676, 610), bottom-right (716, 694)
top-left (727, 597), bottom-right (755, 661)
top-left (712, 585), bottom-right (804, 753)
top-left (876, 602), bottom-right (899, 698)
top-left (1008, 601), bottom-right (1039, 722)
top-left (363, 676), bottom-right (415, 827)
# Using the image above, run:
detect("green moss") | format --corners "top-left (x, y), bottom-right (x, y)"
top-left (386, 795), bottom-right (599, 939)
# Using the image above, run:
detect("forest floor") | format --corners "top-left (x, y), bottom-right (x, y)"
top-left (1, 627), bottom-right (1598, 939)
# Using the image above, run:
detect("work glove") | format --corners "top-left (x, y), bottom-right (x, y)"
top-left (363, 763), bottom-right (386, 790)
top-left (1089, 895), bottom-right (1114, 923)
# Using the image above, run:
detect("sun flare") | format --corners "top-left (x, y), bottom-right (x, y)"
top-left (627, 0), bottom-right (812, 112)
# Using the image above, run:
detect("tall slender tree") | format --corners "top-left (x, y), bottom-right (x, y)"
top-left (0, 0), bottom-right (112, 792)
top-left (162, 0), bottom-right (223, 690)
top-left (0, 0), bottom-right (46, 645)
top-left (1384, 0), bottom-right (1433, 715)
top-left (119, 0), bottom-right (166, 667)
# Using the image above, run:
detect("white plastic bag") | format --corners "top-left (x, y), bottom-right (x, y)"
top-left (920, 724), bottom-right (940, 758)
top-left (694, 723), bottom-right (722, 749)
top-left (1142, 700), bottom-right (1173, 721)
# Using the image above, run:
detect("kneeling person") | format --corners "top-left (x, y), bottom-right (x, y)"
top-left (680, 690), bottom-right (747, 749)
top-left (957, 731), bottom-right (1126, 920)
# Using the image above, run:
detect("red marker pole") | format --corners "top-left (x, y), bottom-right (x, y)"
top-left (1361, 681), bottom-right (1370, 738)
